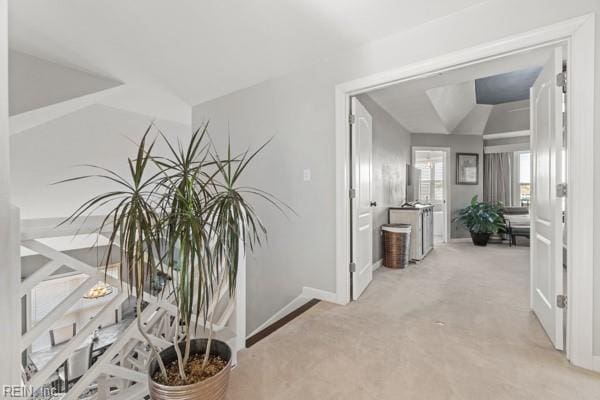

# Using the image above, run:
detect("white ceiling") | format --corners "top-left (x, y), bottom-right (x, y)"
top-left (366, 45), bottom-right (557, 135)
top-left (8, 0), bottom-right (490, 106)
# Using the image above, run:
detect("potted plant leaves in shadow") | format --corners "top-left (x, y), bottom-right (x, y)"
top-left (454, 195), bottom-right (505, 246)
top-left (59, 123), bottom-right (291, 400)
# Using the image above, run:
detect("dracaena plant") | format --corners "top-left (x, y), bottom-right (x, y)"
top-left (59, 122), bottom-right (289, 382)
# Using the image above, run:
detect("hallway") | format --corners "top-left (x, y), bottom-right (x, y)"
top-left (227, 242), bottom-right (600, 400)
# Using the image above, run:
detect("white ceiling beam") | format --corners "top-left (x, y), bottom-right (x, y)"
top-left (10, 84), bottom-right (192, 135)
top-left (9, 85), bottom-right (124, 135)
top-left (484, 142), bottom-right (529, 154)
top-left (483, 130), bottom-right (530, 140)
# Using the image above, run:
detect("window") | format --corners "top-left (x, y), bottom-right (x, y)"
top-left (517, 151), bottom-right (530, 207)
top-left (414, 151), bottom-right (444, 204)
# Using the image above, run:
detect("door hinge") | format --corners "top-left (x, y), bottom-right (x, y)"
top-left (348, 114), bottom-right (356, 125)
top-left (349, 262), bottom-right (357, 273)
top-left (556, 183), bottom-right (567, 198)
top-left (556, 71), bottom-right (567, 93)
top-left (349, 188), bottom-right (356, 199)
top-left (557, 294), bottom-right (567, 309)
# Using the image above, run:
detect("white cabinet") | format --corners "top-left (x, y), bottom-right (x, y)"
top-left (388, 205), bottom-right (434, 261)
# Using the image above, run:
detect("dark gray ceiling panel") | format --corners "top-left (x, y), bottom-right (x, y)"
top-left (475, 66), bottom-right (542, 105)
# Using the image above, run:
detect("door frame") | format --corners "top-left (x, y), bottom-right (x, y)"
top-left (334, 14), bottom-right (596, 371)
top-left (411, 146), bottom-right (451, 243)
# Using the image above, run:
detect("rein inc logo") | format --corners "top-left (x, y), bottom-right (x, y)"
top-left (3, 385), bottom-right (60, 398)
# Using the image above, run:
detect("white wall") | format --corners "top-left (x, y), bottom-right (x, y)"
top-left (192, 0), bottom-right (600, 352)
top-left (10, 104), bottom-right (190, 219)
top-left (0, 0), bottom-right (9, 272)
top-left (357, 94), bottom-right (411, 263)
top-left (192, 79), bottom-right (337, 335)
top-left (0, 0), bottom-right (21, 389)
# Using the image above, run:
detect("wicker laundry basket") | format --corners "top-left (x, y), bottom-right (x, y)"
top-left (382, 224), bottom-right (411, 269)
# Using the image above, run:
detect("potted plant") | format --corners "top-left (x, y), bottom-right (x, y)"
top-left (60, 123), bottom-right (287, 399)
top-left (454, 195), bottom-right (505, 246)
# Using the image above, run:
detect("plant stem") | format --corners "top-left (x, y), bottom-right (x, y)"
top-left (136, 297), bottom-right (168, 380)
top-left (173, 309), bottom-right (187, 381)
top-left (183, 324), bottom-right (192, 366)
top-left (201, 274), bottom-right (226, 371)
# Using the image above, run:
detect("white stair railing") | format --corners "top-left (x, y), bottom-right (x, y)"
top-left (20, 216), bottom-right (246, 400)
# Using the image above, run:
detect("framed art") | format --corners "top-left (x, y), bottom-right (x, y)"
top-left (456, 153), bottom-right (478, 185)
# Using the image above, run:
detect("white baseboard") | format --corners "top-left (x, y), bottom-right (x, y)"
top-left (373, 259), bottom-right (383, 271)
top-left (246, 294), bottom-right (311, 339)
top-left (302, 286), bottom-right (337, 303)
top-left (246, 286), bottom-right (338, 340)
top-left (448, 238), bottom-right (472, 243)
top-left (593, 356), bottom-right (600, 373)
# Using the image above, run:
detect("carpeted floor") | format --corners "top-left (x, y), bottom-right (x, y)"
top-left (226, 242), bottom-right (600, 399)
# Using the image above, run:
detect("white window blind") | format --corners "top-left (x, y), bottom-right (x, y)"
top-left (414, 152), bottom-right (444, 203)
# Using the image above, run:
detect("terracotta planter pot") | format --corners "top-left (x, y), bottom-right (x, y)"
top-left (148, 339), bottom-right (232, 400)
top-left (470, 231), bottom-right (490, 246)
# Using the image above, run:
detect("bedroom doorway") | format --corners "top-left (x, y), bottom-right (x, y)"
top-left (336, 15), bottom-right (596, 371)
top-left (412, 147), bottom-right (450, 243)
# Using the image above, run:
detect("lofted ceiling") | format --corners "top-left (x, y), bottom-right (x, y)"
top-left (8, 0), bottom-right (491, 106)
top-left (366, 45), bottom-right (555, 135)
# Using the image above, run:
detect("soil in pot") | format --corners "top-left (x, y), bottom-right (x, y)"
top-left (470, 232), bottom-right (490, 246)
top-left (153, 353), bottom-right (227, 386)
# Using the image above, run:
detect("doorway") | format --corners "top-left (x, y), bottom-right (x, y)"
top-left (337, 15), bottom-right (595, 371)
top-left (412, 147), bottom-right (450, 243)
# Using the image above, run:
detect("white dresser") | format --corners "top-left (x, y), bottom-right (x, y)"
top-left (388, 204), bottom-right (434, 261)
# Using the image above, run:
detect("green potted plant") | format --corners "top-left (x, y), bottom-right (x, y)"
top-left (454, 195), bottom-right (505, 246)
top-left (60, 123), bottom-right (288, 400)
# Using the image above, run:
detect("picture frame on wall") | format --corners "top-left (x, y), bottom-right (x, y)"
top-left (456, 153), bottom-right (478, 185)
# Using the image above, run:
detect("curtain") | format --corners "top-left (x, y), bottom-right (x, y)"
top-left (483, 152), bottom-right (512, 205)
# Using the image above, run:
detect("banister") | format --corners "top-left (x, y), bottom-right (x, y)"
top-left (17, 212), bottom-right (246, 397)
top-left (20, 215), bottom-right (112, 241)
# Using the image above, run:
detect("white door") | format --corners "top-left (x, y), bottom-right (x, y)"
top-left (530, 47), bottom-right (564, 350)
top-left (351, 97), bottom-right (374, 300)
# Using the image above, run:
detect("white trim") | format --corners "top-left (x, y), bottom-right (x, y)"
top-left (335, 86), bottom-right (352, 305)
top-left (302, 286), bottom-right (337, 303)
top-left (593, 356), bottom-right (600, 373)
top-left (411, 146), bottom-right (451, 243)
top-left (246, 294), bottom-right (311, 338)
top-left (565, 14), bottom-right (595, 370)
top-left (373, 259), bottom-right (383, 271)
top-left (335, 15), bottom-right (589, 97)
top-left (335, 14), bottom-right (595, 370)
top-left (484, 143), bottom-right (529, 154)
top-left (483, 130), bottom-right (530, 140)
